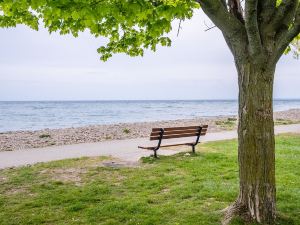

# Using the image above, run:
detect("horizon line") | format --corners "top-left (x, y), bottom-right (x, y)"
top-left (1, 98), bottom-right (300, 102)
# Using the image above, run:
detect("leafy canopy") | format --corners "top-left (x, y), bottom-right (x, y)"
top-left (0, 0), bottom-right (299, 60)
top-left (0, 0), bottom-right (199, 61)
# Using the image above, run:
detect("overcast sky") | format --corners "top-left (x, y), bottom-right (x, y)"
top-left (0, 10), bottom-right (299, 101)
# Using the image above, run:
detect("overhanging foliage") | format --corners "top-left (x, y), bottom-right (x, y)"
top-left (0, 0), bottom-right (299, 60)
top-left (0, 0), bottom-right (199, 60)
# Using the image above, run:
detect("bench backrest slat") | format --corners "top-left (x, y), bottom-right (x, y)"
top-left (150, 125), bottom-right (208, 141)
top-left (152, 125), bottom-right (201, 132)
top-left (151, 129), bottom-right (198, 136)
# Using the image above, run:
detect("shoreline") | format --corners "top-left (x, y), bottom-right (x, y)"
top-left (1, 108), bottom-right (300, 152)
top-left (0, 114), bottom-right (228, 134)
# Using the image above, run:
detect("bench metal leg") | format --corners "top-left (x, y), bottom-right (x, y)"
top-left (153, 149), bottom-right (158, 158)
top-left (153, 128), bottom-right (164, 158)
top-left (192, 145), bottom-right (195, 153)
top-left (191, 127), bottom-right (202, 154)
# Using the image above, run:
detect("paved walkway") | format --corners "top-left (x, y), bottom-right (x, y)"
top-left (0, 124), bottom-right (299, 169)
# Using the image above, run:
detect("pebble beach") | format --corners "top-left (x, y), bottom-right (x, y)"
top-left (1, 109), bottom-right (299, 152)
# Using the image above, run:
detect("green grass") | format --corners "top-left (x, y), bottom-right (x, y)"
top-left (0, 134), bottom-right (300, 225)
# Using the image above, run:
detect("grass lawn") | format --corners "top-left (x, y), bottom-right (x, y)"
top-left (0, 134), bottom-right (299, 225)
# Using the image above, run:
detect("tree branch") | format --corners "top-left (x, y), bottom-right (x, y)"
top-left (272, 4), bottom-right (300, 63)
top-left (267, 0), bottom-right (298, 32)
top-left (258, 0), bottom-right (277, 28)
top-left (196, 0), bottom-right (247, 60)
top-left (228, 0), bottom-right (244, 23)
top-left (245, 0), bottom-right (263, 58)
top-left (196, 0), bottom-right (245, 39)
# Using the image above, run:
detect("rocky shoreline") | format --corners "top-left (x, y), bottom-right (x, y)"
top-left (1, 109), bottom-right (299, 152)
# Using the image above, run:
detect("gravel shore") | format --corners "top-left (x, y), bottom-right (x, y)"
top-left (1, 109), bottom-right (299, 152)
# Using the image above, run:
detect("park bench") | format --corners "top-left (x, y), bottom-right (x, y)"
top-left (138, 125), bottom-right (208, 158)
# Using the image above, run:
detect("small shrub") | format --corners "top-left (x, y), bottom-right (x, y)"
top-left (39, 134), bottom-right (51, 138)
top-left (215, 119), bottom-right (236, 129)
top-left (275, 119), bottom-right (293, 125)
top-left (123, 128), bottom-right (130, 134)
top-left (105, 135), bottom-right (112, 140)
top-left (227, 117), bottom-right (237, 122)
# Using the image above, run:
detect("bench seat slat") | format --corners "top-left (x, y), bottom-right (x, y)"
top-left (139, 142), bottom-right (195, 150)
top-left (138, 146), bottom-right (156, 150)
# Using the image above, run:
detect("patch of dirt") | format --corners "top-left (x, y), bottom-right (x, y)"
top-left (5, 187), bottom-right (34, 196)
top-left (110, 174), bottom-right (128, 187)
top-left (159, 188), bottom-right (170, 194)
top-left (0, 175), bottom-right (7, 183)
top-left (40, 168), bottom-right (87, 186)
top-left (100, 160), bottom-right (140, 168)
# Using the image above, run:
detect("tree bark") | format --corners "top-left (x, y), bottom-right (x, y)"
top-left (223, 61), bottom-right (276, 225)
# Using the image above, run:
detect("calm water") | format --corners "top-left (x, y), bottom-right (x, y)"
top-left (1, 100), bottom-right (300, 132)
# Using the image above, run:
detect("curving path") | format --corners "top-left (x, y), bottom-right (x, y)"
top-left (0, 124), bottom-right (299, 169)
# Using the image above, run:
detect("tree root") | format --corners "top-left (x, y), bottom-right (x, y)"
top-left (221, 201), bottom-right (251, 225)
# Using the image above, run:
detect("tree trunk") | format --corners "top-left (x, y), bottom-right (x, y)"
top-left (223, 61), bottom-right (276, 225)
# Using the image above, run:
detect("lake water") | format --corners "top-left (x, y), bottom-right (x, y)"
top-left (1, 100), bottom-right (300, 132)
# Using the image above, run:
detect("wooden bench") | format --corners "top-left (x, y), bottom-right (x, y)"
top-left (138, 125), bottom-right (208, 158)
